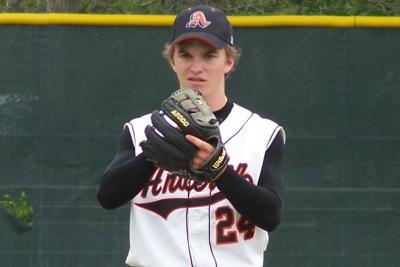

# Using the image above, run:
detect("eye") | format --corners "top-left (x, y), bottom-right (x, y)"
top-left (205, 52), bottom-right (217, 59)
top-left (178, 52), bottom-right (191, 58)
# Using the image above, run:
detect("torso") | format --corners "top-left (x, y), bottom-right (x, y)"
top-left (124, 103), bottom-right (284, 267)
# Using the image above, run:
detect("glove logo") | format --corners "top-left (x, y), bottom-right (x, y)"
top-left (171, 110), bottom-right (190, 127)
top-left (211, 148), bottom-right (227, 170)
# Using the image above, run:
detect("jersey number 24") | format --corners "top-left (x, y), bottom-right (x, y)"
top-left (215, 206), bottom-right (256, 245)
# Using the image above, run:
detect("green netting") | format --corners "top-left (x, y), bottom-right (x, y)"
top-left (0, 26), bottom-right (399, 267)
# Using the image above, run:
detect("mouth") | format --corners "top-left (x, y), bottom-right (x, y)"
top-left (188, 77), bottom-right (206, 83)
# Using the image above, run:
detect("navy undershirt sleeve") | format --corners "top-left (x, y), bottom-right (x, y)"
top-left (215, 131), bottom-right (285, 232)
top-left (97, 127), bottom-right (285, 232)
top-left (97, 128), bottom-right (155, 209)
top-left (97, 100), bottom-right (285, 231)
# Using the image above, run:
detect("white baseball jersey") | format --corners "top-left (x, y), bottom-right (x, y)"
top-left (124, 103), bottom-right (285, 267)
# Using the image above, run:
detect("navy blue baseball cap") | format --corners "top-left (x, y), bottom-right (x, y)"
top-left (171, 5), bottom-right (234, 48)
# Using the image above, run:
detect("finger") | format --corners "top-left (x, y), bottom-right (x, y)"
top-left (185, 135), bottom-right (214, 152)
top-left (191, 157), bottom-right (204, 170)
top-left (191, 147), bottom-right (215, 170)
top-left (196, 149), bottom-right (212, 161)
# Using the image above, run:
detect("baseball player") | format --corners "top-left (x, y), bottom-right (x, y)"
top-left (97, 5), bottom-right (285, 267)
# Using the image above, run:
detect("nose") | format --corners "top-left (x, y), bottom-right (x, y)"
top-left (189, 60), bottom-right (203, 74)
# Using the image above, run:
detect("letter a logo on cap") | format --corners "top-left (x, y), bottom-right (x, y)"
top-left (186, 11), bottom-right (211, 29)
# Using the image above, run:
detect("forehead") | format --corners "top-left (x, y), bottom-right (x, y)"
top-left (175, 39), bottom-right (220, 53)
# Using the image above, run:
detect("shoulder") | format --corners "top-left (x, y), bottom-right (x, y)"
top-left (125, 113), bottom-right (152, 127)
top-left (232, 103), bottom-right (286, 144)
top-left (231, 103), bottom-right (279, 127)
top-left (122, 113), bottom-right (152, 147)
top-left (124, 113), bottom-right (152, 132)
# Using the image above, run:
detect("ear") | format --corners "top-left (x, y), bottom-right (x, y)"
top-left (169, 56), bottom-right (177, 73)
top-left (224, 57), bottom-right (235, 74)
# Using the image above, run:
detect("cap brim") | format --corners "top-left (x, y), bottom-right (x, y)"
top-left (172, 32), bottom-right (226, 49)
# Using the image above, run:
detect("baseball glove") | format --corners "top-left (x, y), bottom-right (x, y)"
top-left (140, 88), bottom-right (229, 182)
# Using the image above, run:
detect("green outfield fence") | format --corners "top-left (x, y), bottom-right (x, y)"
top-left (0, 14), bottom-right (399, 267)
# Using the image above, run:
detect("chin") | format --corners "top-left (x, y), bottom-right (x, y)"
top-left (192, 87), bottom-right (207, 95)
top-left (183, 84), bottom-right (203, 91)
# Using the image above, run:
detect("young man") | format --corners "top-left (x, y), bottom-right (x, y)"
top-left (97, 5), bottom-right (285, 267)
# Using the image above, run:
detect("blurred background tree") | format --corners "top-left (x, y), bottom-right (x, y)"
top-left (0, 0), bottom-right (399, 15)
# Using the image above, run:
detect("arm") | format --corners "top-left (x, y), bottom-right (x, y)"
top-left (215, 132), bottom-right (285, 232)
top-left (97, 127), bottom-right (155, 209)
top-left (187, 131), bottom-right (285, 232)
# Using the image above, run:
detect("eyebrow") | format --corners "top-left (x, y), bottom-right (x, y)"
top-left (177, 46), bottom-right (218, 55)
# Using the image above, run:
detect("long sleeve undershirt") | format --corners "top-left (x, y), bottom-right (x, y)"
top-left (97, 101), bottom-right (285, 232)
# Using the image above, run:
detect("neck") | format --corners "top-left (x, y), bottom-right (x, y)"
top-left (202, 84), bottom-right (227, 111)
top-left (206, 94), bottom-right (228, 111)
